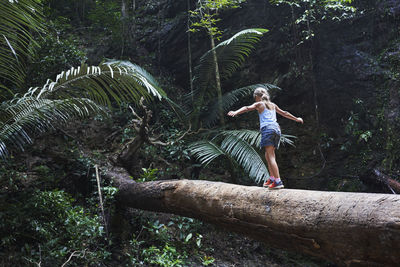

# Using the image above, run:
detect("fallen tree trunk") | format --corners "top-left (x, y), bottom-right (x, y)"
top-left (115, 179), bottom-right (400, 266)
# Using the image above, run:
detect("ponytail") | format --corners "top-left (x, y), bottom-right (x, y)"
top-left (253, 87), bottom-right (274, 110)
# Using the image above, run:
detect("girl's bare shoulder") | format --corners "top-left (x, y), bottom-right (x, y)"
top-left (253, 101), bottom-right (265, 108)
top-left (254, 101), bottom-right (266, 112)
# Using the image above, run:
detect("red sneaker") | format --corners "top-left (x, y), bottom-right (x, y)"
top-left (268, 180), bottom-right (284, 189)
top-left (263, 179), bottom-right (272, 187)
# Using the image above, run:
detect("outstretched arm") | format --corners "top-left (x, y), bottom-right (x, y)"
top-left (275, 104), bottom-right (303, 123)
top-left (227, 102), bottom-right (259, 117)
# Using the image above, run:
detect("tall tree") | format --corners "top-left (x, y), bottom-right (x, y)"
top-left (190, 0), bottom-right (247, 126)
top-left (187, 0), bottom-right (194, 101)
top-left (189, 28), bottom-right (268, 129)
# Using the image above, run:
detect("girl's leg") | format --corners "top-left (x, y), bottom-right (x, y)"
top-left (263, 156), bottom-right (273, 187)
top-left (266, 156), bottom-right (272, 177)
top-left (265, 145), bottom-right (280, 179)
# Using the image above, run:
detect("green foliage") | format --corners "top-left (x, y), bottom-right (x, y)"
top-left (204, 83), bottom-right (279, 126)
top-left (24, 61), bottom-right (164, 105)
top-left (0, 97), bottom-right (105, 158)
top-left (194, 29), bottom-right (268, 90)
top-left (87, 0), bottom-right (121, 31)
top-left (201, 255), bottom-right (216, 266)
top-left (0, 1), bottom-right (167, 161)
top-left (341, 99), bottom-right (374, 152)
top-left (270, 0), bottom-right (355, 42)
top-left (190, 0), bottom-right (247, 39)
top-left (142, 244), bottom-right (186, 267)
top-left (27, 33), bottom-right (87, 87)
top-left (191, 28), bottom-right (269, 127)
top-left (0, 0), bottom-right (43, 93)
top-left (169, 217), bottom-right (204, 247)
top-left (124, 215), bottom-right (206, 266)
top-left (0, 161), bottom-right (28, 191)
top-left (137, 168), bottom-right (159, 182)
top-left (121, 126), bottom-right (135, 143)
top-left (188, 2), bottom-right (268, 128)
top-left (0, 61), bottom-right (165, 159)
top-left (0, 190), bottom-right (110, 266)
top-left (189, 130), bottom-right (296, 184)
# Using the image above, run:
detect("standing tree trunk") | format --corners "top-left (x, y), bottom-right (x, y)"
top-left (187, 0), bottom-right (194, 103)
top-left (113, 179), bottom-right (400, 266)
top-left (306, 18), bottom-right (319, 126)
top-left (120, 0), bottom-right (128, 57)
top-left (210, 35), bottom-right (225, 126)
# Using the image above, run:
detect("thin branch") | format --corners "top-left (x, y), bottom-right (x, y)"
top-left (373, 169), bottom-right (399, 194)
top-left (129, 105), bottom-right (142, 121)
top-left (175, 123), bottom-right (192, 142)
top-left (61, 249), bottom-right (87, 267)
top-left (95, 165), bottom-right (108, 234)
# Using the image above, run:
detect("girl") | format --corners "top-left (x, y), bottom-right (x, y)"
top-left (227, 88), bottom-right (303, 189)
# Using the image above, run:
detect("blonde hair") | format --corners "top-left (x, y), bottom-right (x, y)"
top-left (253, 87), bottom-right (274, 110)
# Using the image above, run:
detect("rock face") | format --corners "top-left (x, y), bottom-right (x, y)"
top-left (91, 0), bottom-right (400, 186)
top-left (138, 0), bottom-right (398, 122)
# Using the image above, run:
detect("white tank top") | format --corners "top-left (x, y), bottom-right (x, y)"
top-left (258, 105), bottom-right (279, 129)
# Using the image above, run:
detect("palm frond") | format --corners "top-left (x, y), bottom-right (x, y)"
top-left (189, 132), bottom-right (269, 184)
top-left (203, 83), bottom-right (280, 126)
top-left (0, 97), bottom-right (104, 159)
top-left (193, 28), bottom-right (268, 92)
top-left (220, 134), bottom-right (269, 183)
top-left (104, 60), bottom-right (166, 100)
top-left (1, 60), bottom-right (166, 159)
top-left (189, 129), bottom-right (297, 184)
top-left (219, 129), bottom-right (261, 146)
top-left (216, 28), bottom-right (269, 79)
top-left (280, 134), bottom-right (297, 147)
top-left (0, 0), bottom-right (43, 89)
top-left (220, 129), bottom-right (297, 147)
top-left (188, 140), bottom-right (226, 166)
top-left (22, 62), bottom-right (165, 107)
top-left (104, 60), bottom-right (187, 120)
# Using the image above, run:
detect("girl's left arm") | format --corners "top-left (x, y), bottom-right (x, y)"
top-left (275, 104), bottom-right (303, 123)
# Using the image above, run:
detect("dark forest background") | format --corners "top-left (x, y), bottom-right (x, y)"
top-left (1, 0), bottom-right (399, 266)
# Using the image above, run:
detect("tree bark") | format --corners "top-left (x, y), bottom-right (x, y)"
top-left (116, 101), bottom-right (152, 174)
top-left (114, 179), bottom-right (400, 266)
top-left (210, 35), bottom-right (225, 126)
top-left (187, 0), bottom-right (194, 102)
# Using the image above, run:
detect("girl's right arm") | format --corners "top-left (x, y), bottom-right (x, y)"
top-left (227, 102), bottom-right (259, 117)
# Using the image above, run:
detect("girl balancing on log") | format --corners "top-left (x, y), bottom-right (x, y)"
top-left (227, 87), bottom-right (303, 189)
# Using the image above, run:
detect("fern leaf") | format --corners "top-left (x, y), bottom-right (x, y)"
top-left (188, 140), bottom-right (226, 166)
top-left (203, 83), bottom-right (280, 126)
top-left (220, 130), bottom-right (296, 147)
top-left (193, 28), bottom-right (268, 92)
top-left (22, 62), bottom-right (165, 107)
top-left (220, 135), bottom-right (269, 183)
top-left (0, 0), bottom-right (43, 89)
top-left (0, 97), bottom-right (104, 159)
top-left (219, 130), bottom-right (261, 146)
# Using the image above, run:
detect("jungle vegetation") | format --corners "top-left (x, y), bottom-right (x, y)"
top-left (1, 0), bottom-right (399, 266)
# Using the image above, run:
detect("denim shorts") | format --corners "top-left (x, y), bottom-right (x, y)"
top-left (260, 126), bottom-right (281, 149)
